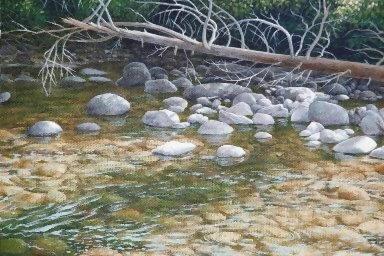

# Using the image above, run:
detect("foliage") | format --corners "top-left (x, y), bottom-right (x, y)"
top-left (1, 0), bottom-right (383, 63)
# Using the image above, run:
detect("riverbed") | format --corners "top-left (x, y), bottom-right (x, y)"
top-left (0, 60), bottom-right (383, 256)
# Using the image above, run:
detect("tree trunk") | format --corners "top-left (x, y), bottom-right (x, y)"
top-left (64, 18), bottom-right (384, 83)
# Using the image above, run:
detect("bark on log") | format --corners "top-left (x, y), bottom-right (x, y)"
top-left (64, 18), bottom-right (384, 82)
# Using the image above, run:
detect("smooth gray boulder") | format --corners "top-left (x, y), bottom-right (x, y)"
top-left (320, 129), bottom-right (349, 144)
top-left (219, 110), bottom-right (253, 125)
top-left (153, 141), bottom-right (196, 156)
top-left (321, 83), bottom-right (348, 95)
top-left (197, 97), bottom-right (212, 106)
top-left (184, 83), bottom-right (251, 100)
top-left (232, 92), bottom-right (258, 106)
top-left (216, 145), bottom-right (246, 158)
top-left (281, 87), bottom-right (316, 102)
top-left (360, 90), bottom-right (377, 101)
top-left (118, 62), bottom-right (151, 87)
top-left (227, 102), bottom-right (253, 116)
top-left (258, 104), bottom-right (289, 118)
top-left (172, 77), bottom-right (193, 88)
top-left (252, 113), bottom-right (275, 125)
top-left (149, 67), bottom-right (168, 79)
top-left (28, 121), bottom-right (63, 137)
top-left (308, 101), bottom-right (349, 126)
top-left (61, 76), bottom-right (86, 87)
top-left (198, 120), bottom-right (234, 135)
top-left (333, 136), bottom-right (377, 154)
top-left (300, 122), bottom-right (324, 136)
top-left (369, 147), bottom-right (384, 159)
top-left (290, 105), bottom-right (310, 123)
top-left (76, 122), bottom-right (101, 134)
top-left (86, 93), bottom-right (130, 116)
top-left (144, 79), bottom-right (177, 94)
top-left (187, 114), bottom-right (208, 124)
top-left (163, 97), bottom-right (188, 110)
top-left (0, 92), bottom-right (11, 103)
top-left (80, 68), bottom-right (107, 76)
top-left (195, 107), bottom-right (216, 115)
top-left (359, 111), bottom-right (384, 135)
top-left (142, 109), bottom-right (180, 128)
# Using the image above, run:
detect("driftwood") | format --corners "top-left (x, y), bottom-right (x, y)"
top-left (14, 0), bottom-right (384, 95)
top-left (65, 18), bottom-right (384, 82)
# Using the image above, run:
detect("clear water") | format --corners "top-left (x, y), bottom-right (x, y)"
top-left (0, 61), bottom-right (383, 255)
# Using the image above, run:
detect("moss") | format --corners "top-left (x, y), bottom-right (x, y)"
top-left (111, 208), bottom-right (143, 221)
top-left (33, 236), bottom-right (72, 256)
top-left (0, 238), bottom-right (29, 256)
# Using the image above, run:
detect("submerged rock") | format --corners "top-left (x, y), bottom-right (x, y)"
top-left (0, 238), bottom-right (29, 255)
top-left (88, 76), bottom-right (112, 84)
top-left (216, 145), bottom-right (246, 158)
top-left (61, 76), bottom-right (86, 87)
top-left (28, 121), bottom-right (63, 137)
top-left (333, 136), bottom-right (377, 154)
top-left (254, 131), bottom-right (272, 140)
top-left (142, 109), bottom-right (180, 127)
top-left (144, 79), bottom-right (177, 94)
top-left (86, 93), bottom-right (130, 116)
top-left (198, 120), bottom-right (234, 135)
top-left (80, 247), bottom-right (123, 256)
top-left (153, 141), bottom-right (196, 156)
top-left (0, 92), bottom-right (11, 104)
top-left (14, 74), bottom-right (39, 85)
top-left (76, 122), bottom-right (101, 134)
top-left (80, 68), bottom-right (107, 76)
top-left (358, 220), bottom-right (384, 236)
top-left (308, 101), bottom-right (349, 126)
top-left (337, 185), bottom-right (370, 200)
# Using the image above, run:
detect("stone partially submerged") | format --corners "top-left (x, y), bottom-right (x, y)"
top-left (86, 93), bottom-right (130, 116)
top-left (308, 101), bottom-right (349, 126)
top-left (76, 122), bottom-right (101, 134)
top-left (144, 79), bottom-right (177, 94)
top-left (142, 109), bottom-right (180, 128)
top-left (153, 141), bottom-right (196, 156)
top-left (333, 136), bottom-right (377, 154)
top-left (198, 120), bottom-right (234, 135)
top-left (28, 121), bottom-right (63, 137)
top-left (0, 92), bottom-right (11, 104)
top-left (216, 145), bottom-right (246, 158)
top-left (219, 110), bottom-right (253, 125)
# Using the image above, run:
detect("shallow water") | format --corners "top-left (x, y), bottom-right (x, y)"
top-left (0, 61), bottom-right (383, 255)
